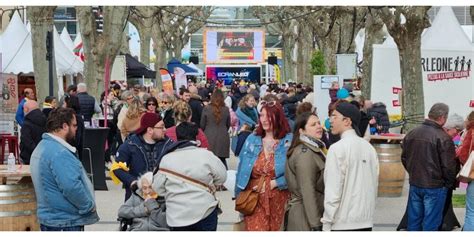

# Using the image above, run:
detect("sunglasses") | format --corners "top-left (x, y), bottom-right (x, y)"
top-left (147, 103), bottom-right (157, 106)
top-left (160, 101), bottom-right (171, 104)
top-left (260, 100), bottom-right (277, 107)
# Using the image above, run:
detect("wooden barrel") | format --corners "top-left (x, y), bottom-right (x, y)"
top-left (373, 143), bottom-right (406, 197)
top-left (0, 184), bottom-right (39, 231)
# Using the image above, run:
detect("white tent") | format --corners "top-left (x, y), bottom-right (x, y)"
top-left (0, 11), bottom-right (34, 74)
top-left (371, 6), bottom-right (474, 118)
top-left (53, 26), bottom-right (84, 75)
top-left (60, 27), bottom-right (75, 51)
top-left (0, 11), bottom-right (83, 76)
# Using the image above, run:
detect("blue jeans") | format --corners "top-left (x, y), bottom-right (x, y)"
top-left (464, 182), bottom-right (474, 231)
top-left (171, 208), bottom-right (218, 231)
top-left (407, 185), bottom-right (448, 231)
top-left (40, 225), bottom-right (84, 231)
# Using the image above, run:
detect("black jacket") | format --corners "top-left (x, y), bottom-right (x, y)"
top-left (20, 109), bottom-right (47, 164)
top-left (401, 119), bottom-right (458, 189)
top-left (161, 109), bottom-right (175, 129)
top-left (358, 111), bottom-right (370, 137)
top-left (42, 108), bottom-right (53, 118)
top-left (368, 102), bottom-right (391, 133)
top-left (77, 92), bottom-right (96, 122)
top-left (188, 95), bottom-right (204, 127)
top-left (114, 134), bottom-right (174, 201)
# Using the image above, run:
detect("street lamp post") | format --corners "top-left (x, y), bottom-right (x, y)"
top-left (46, 29), bottom-right (54, 97)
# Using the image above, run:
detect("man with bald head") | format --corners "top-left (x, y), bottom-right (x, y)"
top-left (15, 88), bottom-right (36, 126)
top-left (20, 100), bottom-right (47, 164)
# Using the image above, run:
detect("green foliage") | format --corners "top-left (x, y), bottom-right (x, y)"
top-left (310, 50), bottom-right (326, 75)
top-left (452, 194), bottom-right (466, 208)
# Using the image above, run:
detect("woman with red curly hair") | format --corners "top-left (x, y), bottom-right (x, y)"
top-left (457, 111), bottom-right (474, 230)
top-left (235, 100), bottom-right (293, 231)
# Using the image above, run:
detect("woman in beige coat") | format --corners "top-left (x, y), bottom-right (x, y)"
top-left (285, 111), bottom-right (326, 231)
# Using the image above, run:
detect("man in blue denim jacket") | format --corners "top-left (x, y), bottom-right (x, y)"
top-left (30, 108), bottom-right (99, 231)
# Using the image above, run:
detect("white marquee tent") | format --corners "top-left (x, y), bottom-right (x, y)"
top-left (0, 11), bottom-right (83, 76)
top-left (60, 27), bottom-right (75, 51)
top-left (371, 6), bottom-right (474, 118)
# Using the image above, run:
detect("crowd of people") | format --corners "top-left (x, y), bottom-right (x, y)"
top-left (13, 78), bottom-right (474, 232)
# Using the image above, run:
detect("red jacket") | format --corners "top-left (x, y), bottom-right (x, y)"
top-left (165, 126), bottom-right (209, 149)
top-left (457, 127), bottom-right (474, 165)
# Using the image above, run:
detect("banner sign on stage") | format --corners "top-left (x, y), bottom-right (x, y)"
top-left (206, 65), bottom-right (261, 86)
top-left (203, 28), bottom-right (265, 64)
top-left (0, 73), bottom-right (18, 113)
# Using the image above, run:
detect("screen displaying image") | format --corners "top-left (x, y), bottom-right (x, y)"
top-left (204, 29), bottom-right (265, 64)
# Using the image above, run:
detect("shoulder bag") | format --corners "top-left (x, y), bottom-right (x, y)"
top-left (457, 135), bottom-right (474, 183)
top-left (234, 176), bottom-right (265, 215)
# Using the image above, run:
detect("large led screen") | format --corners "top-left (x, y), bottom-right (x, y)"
top-left (204, 28), bottom-right (265, 64)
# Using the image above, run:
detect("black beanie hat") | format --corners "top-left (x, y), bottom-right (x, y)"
top-left (335, 102), bottom-right (361, 136)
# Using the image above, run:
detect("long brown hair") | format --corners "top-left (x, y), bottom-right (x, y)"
top-left (210, 89), bottom-right (225, 124)
top-left (287, 112), bottom-right (318, 159)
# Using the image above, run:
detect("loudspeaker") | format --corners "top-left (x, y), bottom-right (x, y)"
top-left (190, 56), bottom-right (199, 64)
top-left (268, 56), bottom-right (277, 65)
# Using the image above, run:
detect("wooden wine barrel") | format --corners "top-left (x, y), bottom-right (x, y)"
top-left (0, 165), bottom-right (39, 231)
top-left (373, 143), bottom-right (406, 197)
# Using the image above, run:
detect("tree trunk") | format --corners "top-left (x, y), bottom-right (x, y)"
top-left (471, 6), bottom-right (474, 25)
top-left (296, 23), bottom-right (314, 85)
top-left (282, 38), bottom-right (294, 82)
top-left (361, 11), bottom-right (385, 99)
top-left (139, 29), bottom-right (151, 66)
top-left (77, 6), bottom-right (129, 98)
top-left (399, 37), bottom-right (424, 132)
top-left (173, 40), bottom-right (184, 61)
top-left (378, 6), bottom-right (430, 132)
top-left (27, 6), bottom-right (57, 104)
top-left (120, 24), bottom-right (130, 55)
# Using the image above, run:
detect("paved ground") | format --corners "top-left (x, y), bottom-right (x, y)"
top-left (86, 153), bottom-right (467, 231)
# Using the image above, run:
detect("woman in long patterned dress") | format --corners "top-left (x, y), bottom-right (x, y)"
top-left (235, 100), bottom-right (293, 231)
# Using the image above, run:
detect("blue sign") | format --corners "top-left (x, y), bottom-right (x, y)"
top-left (206, 66), bottom-right (261, 85)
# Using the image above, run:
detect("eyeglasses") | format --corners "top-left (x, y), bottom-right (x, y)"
top-left (126, 96), bottom-right (134, 101)
top-left (160, 101), bottom-right (171, 105)
top-left (260, 100), bottom-right (277, 107)
top-left (147, 103), bottom-right (157, 106)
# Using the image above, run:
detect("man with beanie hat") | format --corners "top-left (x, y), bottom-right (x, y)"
top-left (321, 102), bottom-right (379, 231)
top-left (113, 113), bottom-right (174, 201)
